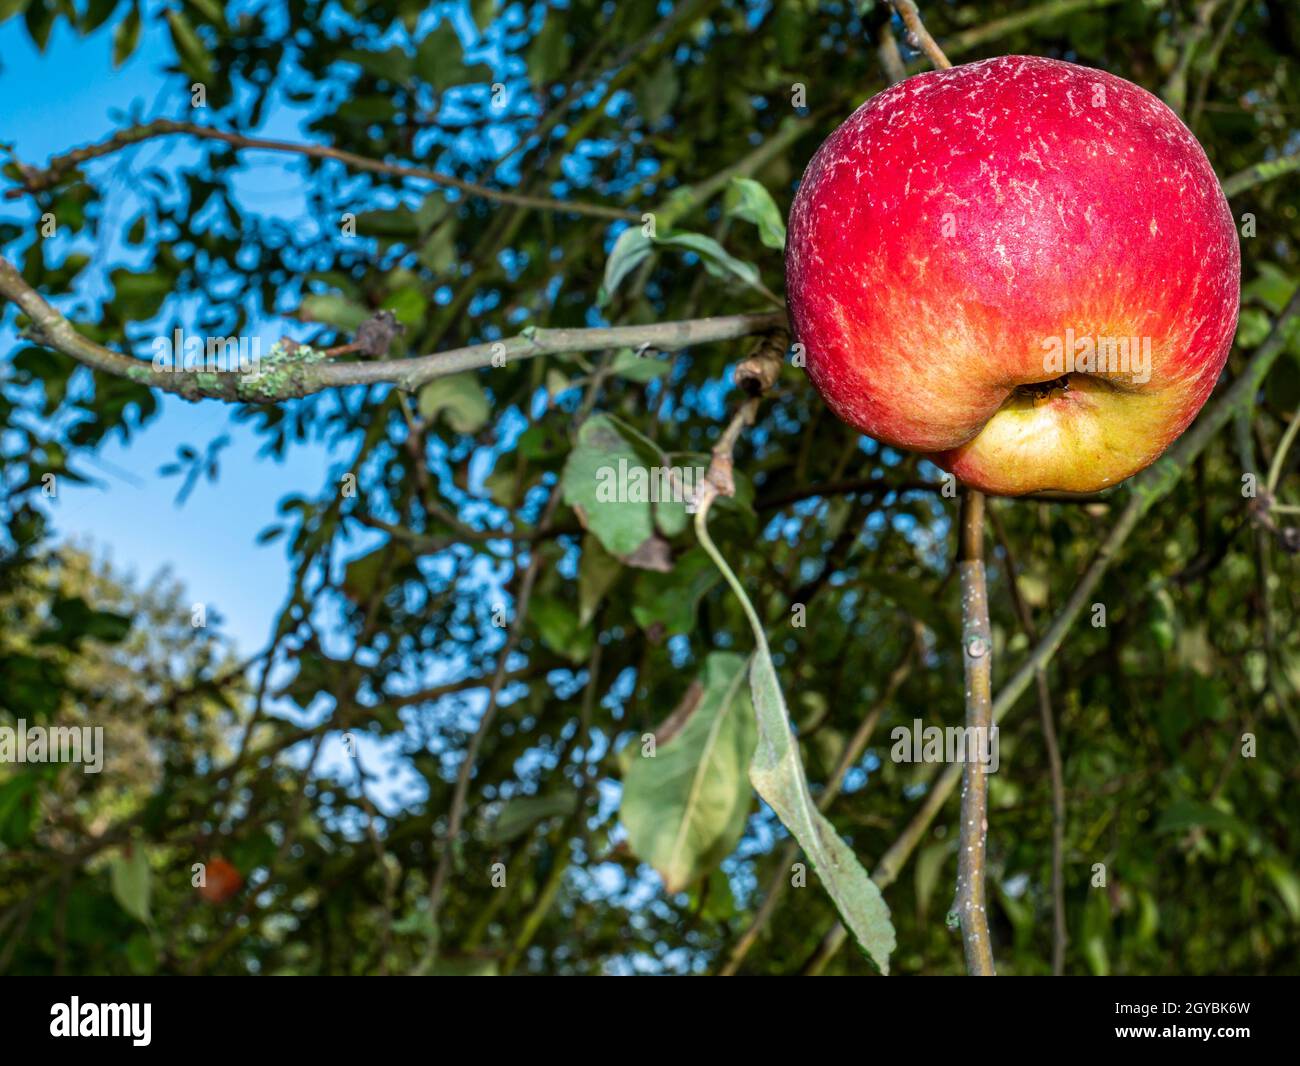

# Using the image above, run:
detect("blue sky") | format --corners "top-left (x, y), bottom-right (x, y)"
top-left (1, 13), bottom-right (330, 656)
top-left (0, 3), bottom-right (586, 814)
top-left (0, 10), bottom-right (433, 805)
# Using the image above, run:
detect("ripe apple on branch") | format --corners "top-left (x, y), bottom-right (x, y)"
top-left (787, 55), bottom-right (1241, 497)
top-left (780, 51), bottom-right (1242, 977)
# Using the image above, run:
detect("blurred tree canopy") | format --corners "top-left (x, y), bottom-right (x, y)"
top-left (1, 0), bottom-right (1299, 975)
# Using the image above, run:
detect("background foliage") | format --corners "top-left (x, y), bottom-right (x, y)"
top-left (2, 0), bottom-right (1299, 975)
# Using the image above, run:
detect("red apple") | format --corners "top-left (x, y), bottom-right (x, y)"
top-left (786, 55), bottom-right (1240, 495)
top-left (197, 856), bottom-right (243, 904)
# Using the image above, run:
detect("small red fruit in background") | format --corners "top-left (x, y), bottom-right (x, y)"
top-left (786, 55), bottom-right (1240, 496)
top-left (197, 856), bottom-right (242, 904)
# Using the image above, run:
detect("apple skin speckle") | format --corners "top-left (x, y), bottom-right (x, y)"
top-left (786, 55), bottom-right (1240, 496)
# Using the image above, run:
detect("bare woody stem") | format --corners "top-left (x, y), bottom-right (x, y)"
top-left (955, 489), bottom-right (996, 976)
top-left (0, 255), bottom-right (783, 402)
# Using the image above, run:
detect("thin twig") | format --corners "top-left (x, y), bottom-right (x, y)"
top-left (1188, 0), bottom-right (1249, 130)
top-left (1221, 152), bottom-right (1300, 197)
top-left (876, 16), bottom-right (908, 85)
top-left (941, 0), bottom-right (1122, 58)
top-left (889, 1), bottom-right (952, 71)
top-left (4, 118), bottom-right (637, 220)
top-left (1160, 0), bottom-right (1226, 116)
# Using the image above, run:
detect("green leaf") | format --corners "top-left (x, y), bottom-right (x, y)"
top-left (578, 535), bottom-right (621, 626)
top-left (868, 571), bottom-right (957, 644)
top-left (125, 214), bottom-right (148, 245)
top-left (635, 60), bottom-right (678, 125)
top-left (0, 774), bottom-right (38, 847)
top-left (1, 0), bottom-right (32, 26)
top-left (112, 2), bottom-right (141, 68)
top-left (1155, 799), bottom-right (1250, 839)
top-left (526, 13), bottom-right (569, 84)
top-left (725, 177), bottom-right (787, 251)
top-left (621, 653), bottom-right (757, 892)
top-left (337, 95), bottom-right (398, 123)
top-left (1242, 263), bottom-right (1297, 314)
top-left (40, 596), bottom-right (131, 645)
top-left (598, 227), bottom-right (654, 307)
top-left (518, 422), bottom-right (568, 461)
top-left (1081, 890), bottom-right (1111, 976)
top-left (656, 231), bottom-right (765, 293)
top-left (694, 866), bottom-right (737, 922)
top-left (914, 840), bottom-right (951, 920)
top-left (81, 0), bottom-right (117, 32)
top-left (125, 930), bottom-right (157, 974)
top-left (611, 347), bottom-right (671, 381)
top-left (300, 293), bottom-right (369, 332)
top-left (695, 512), bottom-right (896, 972)
top-left (342, 543), bottom-right (414, 604)
top-left (600, 226), bottom-right (770, 306)
top-left (484, 466), bottom-right (518, 508)
top-left (485, 791), bottom-right (577, 844)
top-left (1263, 859), bottom-right (1300, 923)
top-left (183, 0), bottom-right (227, 28)
top-left (772, 0), bottom-right (805, 67)
top-left (1180, 629), bottom-right (1216, 681)
top-left (23, 0), bottom-right (52, 50)
top-left (355, 206), bottom-right (420, 238)
top-left (417, 372), bottom-right (490, 434)
top-left (110, 268), bottom-right (172, 321)
top-left (165, 9), bottom-right (214, 83)
top-left (110, 847), bottom-right (152, 925)
top-left (341, 45), bottom-right (413, 84)
top-left (561, 413), bottom-right (653, 556)
top-left (470, 0), bottom-right (497, 32)
top-left (631, 548), bottom-right (719, 635)
top-left (380, 284), bottom-right (427, 328)
top-left (746, 636), bottom-right (896, 972)
top-left (1236, 307), bottom-right (1270, 348)
top-left (1149, 586), bottom-right (1177, 652)
top-left (418, 221), bottom-right (457, 274)
top-left (416, 22), bottom-right (473, 90)
top-left (530, 595), bottom-right (592, 663)
top-left (431, 958), bottom-right (498, 976)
